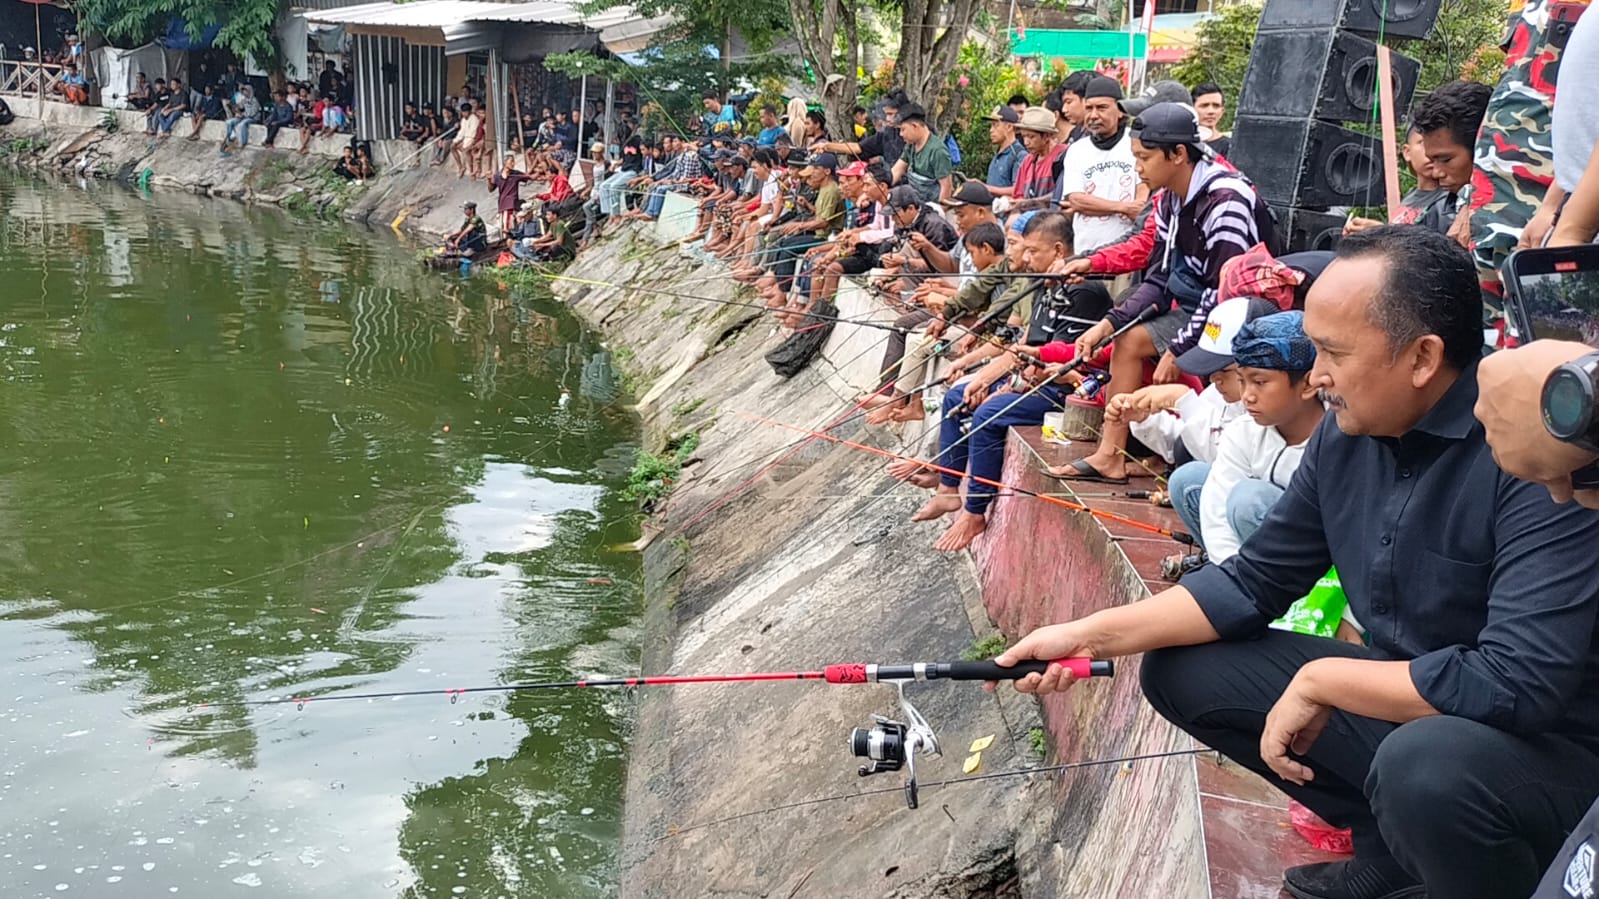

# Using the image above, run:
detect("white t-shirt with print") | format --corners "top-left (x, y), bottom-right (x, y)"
top-left (1058, 130), bottom-right (1138, 253)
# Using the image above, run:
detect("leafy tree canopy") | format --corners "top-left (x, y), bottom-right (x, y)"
top-left (76, 0), bottom-right (281, 68)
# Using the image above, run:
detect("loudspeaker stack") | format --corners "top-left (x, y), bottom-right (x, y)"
top-left (1227, 0), bottom-right (1440, 251)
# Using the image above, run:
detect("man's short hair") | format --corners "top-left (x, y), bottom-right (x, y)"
top-left (1411, 80), bottom-right (1492, 151)
top-left (1061, 70), bottom-right (1095, 99)
top-left (1334, 225), bottom-right (1483, 371)
top-left (1007, 93), bottom-right (1030, 106)
top-left (963, 221), bottom-right (1006, 254)
top-left (1191, 81), bottom-right (1224, 101)
top-left (864, 159), bottom-right (892, 185)
top-left (1022, 209), bottom-right (1074, 249)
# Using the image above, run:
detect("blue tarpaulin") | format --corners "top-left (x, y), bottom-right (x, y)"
top-left (159, 17), bottom-right (221, 50)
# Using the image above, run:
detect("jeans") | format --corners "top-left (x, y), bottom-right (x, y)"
top-left (878, 309), bottom-right (936, 391)
top-left (938, 381), bottom-right (1062, 514)
top-left (225, 117), bottom-right (252, 147)
top-left (1168, 461), bottom-right (1210, 550)
top-left (265, 120), bottom-right (292, 145)
top-left (1226, 479), bottom-right (1283, 546)
top-left (511, 241), bottom-right (537, 261)
top-left (597, 170), bottom-right (632, 215)
top-left (156, 110), bottom-right (184, 133)
top-left (644, 184), bottom-right (671, 218)
top-left (1141, 630), bottom-right (1599, 898)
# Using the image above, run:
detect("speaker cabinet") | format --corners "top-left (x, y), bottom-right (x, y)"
top-left (1230, 116), bottom-right (1382, 208)
top-left (1257, 0), bottom-right (1443, 41)
top-left (1238, 29), bottom-right (1420, 123)
top-left (1270, 206), bottom-right (1346, 254)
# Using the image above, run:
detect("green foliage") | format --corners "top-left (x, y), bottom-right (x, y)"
top-left (100, 109), bottom-right (121, 134)
top-left (1027, 727), bottom-right (1048, 758)
top-left (961, 632), bottom-right (1008, 662)
top-left (1169, 4), bottom-right (1262, 132)
top-left (620, 431), bottom-right (701, 505)
top-left (949, 40), bottom-right (1034, 181)
top-left (671, 397), bottom-right (706, 417)
top-left (75, 0), bottom-right (282, 71)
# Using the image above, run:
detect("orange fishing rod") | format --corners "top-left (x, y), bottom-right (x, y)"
top-left (741, 413), bottom-right (1194, 544)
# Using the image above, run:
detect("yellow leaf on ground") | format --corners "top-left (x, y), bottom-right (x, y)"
top-left (968, 734), bottom-right (994, 753)
top-left (962, 752), bottom-right (983, 774)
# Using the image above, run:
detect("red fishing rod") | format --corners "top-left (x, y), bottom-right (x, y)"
top-left (203, 656), bottom-right (1112, 810)
top-left (743, 413), bottom-right (1194, 544)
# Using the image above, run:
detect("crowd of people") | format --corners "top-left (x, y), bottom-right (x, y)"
top-left (573, 12), bottom-right (1599, 899)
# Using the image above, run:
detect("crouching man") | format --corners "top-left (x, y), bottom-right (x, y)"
top-left (992, 226), bottom-right (1599, 899)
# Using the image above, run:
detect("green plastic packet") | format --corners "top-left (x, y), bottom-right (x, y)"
top-left (1270, 567), bottom-right (1346, 638)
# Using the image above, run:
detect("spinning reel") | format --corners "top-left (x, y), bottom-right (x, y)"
top-left (848, 680), bottom-right (940, 809)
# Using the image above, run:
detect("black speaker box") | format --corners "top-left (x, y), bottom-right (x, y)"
top-left (1237, 29), bottom-right (1420, 123)
top-left (1270, 206), bottom-right (1346, 254)
top-left (1229, 116), bottom-right (1382, 208)
top-left (1257, 0), bottom-right (1442, 41)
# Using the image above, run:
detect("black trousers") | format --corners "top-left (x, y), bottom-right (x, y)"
top-left (877, 309), bottom-right (935, 391)
top-left (1141, 630), bottom-right (1599, 899)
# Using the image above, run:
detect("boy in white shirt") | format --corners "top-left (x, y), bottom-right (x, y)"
top-left (1197, 310), bottom-right (1326, 562)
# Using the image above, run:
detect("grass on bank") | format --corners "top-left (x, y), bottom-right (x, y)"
top-left (623, 431), bottom-right (701, 506)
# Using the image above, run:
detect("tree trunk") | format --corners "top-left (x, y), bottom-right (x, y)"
top-left (720, 19), bottom-right (732, 95)
top-left (786, 0), bottom-right (861, 140)
top-left (894, 0), bottom-right (983, 133)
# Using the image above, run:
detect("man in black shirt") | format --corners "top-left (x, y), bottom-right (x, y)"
top-left (399, 100), bottom-right (426, 144)
top-left (995, 226), bottom-right (1599, 899)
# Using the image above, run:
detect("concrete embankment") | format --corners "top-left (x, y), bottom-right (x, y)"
top-left (551, 205), bottom-right (1227, 898)
top-left (2, 99), bottom-right (507, 241)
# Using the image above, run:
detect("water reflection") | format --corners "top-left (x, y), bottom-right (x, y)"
top-left (0, 176), bottom-right (637, 897)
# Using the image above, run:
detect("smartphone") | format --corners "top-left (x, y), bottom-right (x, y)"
top-left (1502, 244), bottom-right (1599, 487)
top-left (1502, 245), bottom-right (1599, 345)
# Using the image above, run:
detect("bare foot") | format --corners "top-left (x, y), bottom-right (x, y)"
top-left (857, 391), bottom-right (895, 410)
top-left (907, 470), bottom-right (939, 488)
top-left (911, 492), bottom-right (963, 522)
top-left (864, 404), bottom-right (901, 425)
top-left (888, 402), bottom-right (925, 423)
top-left (886, 458), bottom-right (928, 482)
top-left (933, 511), bottom-right (987, 552)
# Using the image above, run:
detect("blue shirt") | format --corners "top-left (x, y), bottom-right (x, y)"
top-left (1183, 363), bottom-right (1599, 743)
top-left (756, 125), bottom-right (787, 147)
top-left (986, 139), bottom-right (1025, 190)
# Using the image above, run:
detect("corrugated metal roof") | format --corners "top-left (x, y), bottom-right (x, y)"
top-left (302, 0), bottom-right (641, 30)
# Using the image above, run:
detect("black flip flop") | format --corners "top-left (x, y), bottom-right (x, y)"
top-left (1048, 458), bottom-right (1130, 485)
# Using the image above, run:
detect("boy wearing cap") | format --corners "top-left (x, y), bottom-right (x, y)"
top-left (1194, 310), bottom-right (1326, 563)
top-left (765, 152), bottom-right (846, 299)
top-left (981, 106), bottom-right (1026, 197)
top-left (891, 102), bottom-right (953, 205)
top-left (1058, 101), bottom-right (1275, 484)
top-left (1057, 75), bottom-right (1144, 254)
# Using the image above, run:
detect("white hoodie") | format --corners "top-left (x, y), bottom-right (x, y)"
top-left (1200, 415), bottom-right (1309, 563)
top-left (1128, 385), bottom-right (1246, 465)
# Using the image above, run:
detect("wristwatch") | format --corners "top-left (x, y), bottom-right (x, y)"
top-left (1542, 351), bottom-right (1599, 453)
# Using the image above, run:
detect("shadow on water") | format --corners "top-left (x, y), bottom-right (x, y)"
top-left (0, 174), bottom-right (639, 897)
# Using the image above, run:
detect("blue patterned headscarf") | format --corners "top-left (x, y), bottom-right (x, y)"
top-left (1233, 311), bottom-right (1317, 372)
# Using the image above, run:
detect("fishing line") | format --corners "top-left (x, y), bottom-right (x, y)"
top-left (657, 747), bottom-right (1209, 840)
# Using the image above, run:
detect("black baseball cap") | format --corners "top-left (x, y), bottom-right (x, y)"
top-left (888, 185), bottom-right (923, 211)
top-left (940, 181), bottom-right (994, 208)
top-left (985, 105), bottom-right (1019, 124)
top-left (1082, 75), bottom-right (1124, 102)
top-left (804, 152), bottom-right (839, 172)
top-left (1130, 102), bottom-right (1204, 145)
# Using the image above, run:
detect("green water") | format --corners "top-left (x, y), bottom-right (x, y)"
top-left (0, 176), bottom-right (641, 897)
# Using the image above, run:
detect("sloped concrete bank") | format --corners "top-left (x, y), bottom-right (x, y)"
top-left (2, 100), bottom-right (508, 242)
top-left (551, 225), bottom-right (1059, 898)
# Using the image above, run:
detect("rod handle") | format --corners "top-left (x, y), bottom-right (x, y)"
top-left (944, 658), bottom-right (1114, 681)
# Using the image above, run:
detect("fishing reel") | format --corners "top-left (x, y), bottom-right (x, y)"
top-left (848, 681), bottom-right (940, 809)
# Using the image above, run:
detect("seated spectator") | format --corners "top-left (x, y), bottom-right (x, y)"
top-left (432, 106), bottom-right (458, 166)
top-left (754, 105), bottom-right (787, 147)
top-left (144, 78), bottom-right (171, 134)
top-left (334, 146), bottom-right (360, 181)
top-left (1056, 102), bottom-right (1274, 484)
top-left (1406, 80), bottom-right (1490, 238)
top-left (354, 143), bottom-right (374, 179)
top-left (189, 84), bottom-right (224, 141)
top-left (1192, 311), bottom-right (1325, 563)
top-left (154, 80), bottom-right (188, 138)
top-left (526, 204), bottom-right (577, 262)
top-left (980, 106), bottom-right (1026, 197)
top-left (440, 201), bottom-right (488, 257)
top-left (1348, 122), bottom-right (1463, 236)
top-left (759, 153), bottom-right (848, 303)
top-left (222, 85), bottom-right (260, 156)
top-left (55, 62), bottom-right (87, 105)
top-left (908, 211), bottom-right (1111, 551)
top-left (400, 100), bottom-right (427, 144)
top-left (892, 102), bottom-right (953, 204)
top-left (127, 72), bottom-right (153, 111)
top-left (263, 90), bottom-right (296, 148)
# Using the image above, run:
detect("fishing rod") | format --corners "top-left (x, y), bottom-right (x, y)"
top-left (205, 656), bottom-right (1114, 810)
top-left (743, 413), bottom-right (1192, 544)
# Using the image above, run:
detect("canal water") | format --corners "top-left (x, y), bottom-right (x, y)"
top-left (0, 176), bottom-right (641, 897)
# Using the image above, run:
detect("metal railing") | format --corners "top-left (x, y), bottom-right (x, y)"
top-left (0, 60), bottom-right (66, 97)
